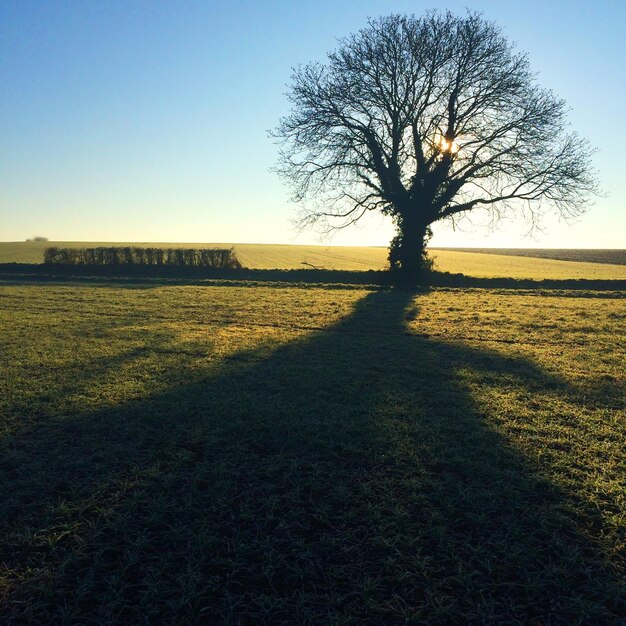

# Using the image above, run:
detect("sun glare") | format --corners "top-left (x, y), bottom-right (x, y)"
top-left (440, 137), bottom-right (460, 154)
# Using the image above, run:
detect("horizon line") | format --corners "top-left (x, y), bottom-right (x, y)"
top-left (3, 240), bottom-right (624, 251)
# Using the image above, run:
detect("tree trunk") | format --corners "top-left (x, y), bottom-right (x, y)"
top-left (389, 215), bottom-right (432, 282)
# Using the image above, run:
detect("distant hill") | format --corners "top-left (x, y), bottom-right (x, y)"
top-left (436, 248), bottom-right (626, 266)
top-left (2, 242), bottom-right (626, 280)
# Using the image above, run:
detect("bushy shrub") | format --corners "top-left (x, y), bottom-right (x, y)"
top-left (43, 246), bottom-right (243, 269)
top-left (43, 247), bottom-right (82, 264)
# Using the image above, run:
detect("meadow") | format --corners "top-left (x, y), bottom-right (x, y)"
top-left (3, 241), bottom-right (626, 280)
top-left (0, 266), bottom-right (624, 623)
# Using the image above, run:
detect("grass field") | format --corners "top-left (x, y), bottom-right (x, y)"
top-left (444, 248), bottom-right (626, 266)
top-left (1, 272), bottom-right (624, 623)
top-left (2, 241), bottom-right (626, 280)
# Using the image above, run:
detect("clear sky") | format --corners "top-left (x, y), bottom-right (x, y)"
top-left (1, 0), bottom-right (624, 247)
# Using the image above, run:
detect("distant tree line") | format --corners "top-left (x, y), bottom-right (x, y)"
top-left (43, 246), bottom-right (242, 269)
top-left (26, 236), bottom-right (48, 242)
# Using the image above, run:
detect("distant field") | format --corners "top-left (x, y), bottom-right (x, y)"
top-left (0, 241), bottom-right (390, 271)
top-left (1, 275), bottom-right (624, 622)
top-left (2, 241), bottom-right (626, 280)
top-left (430, 250), bottom-right (626, 280)
top-left (443, 247), bottom-right (626, 265)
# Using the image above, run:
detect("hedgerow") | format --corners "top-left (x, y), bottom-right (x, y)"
top-left (43, 246), bottom-right (242, 269)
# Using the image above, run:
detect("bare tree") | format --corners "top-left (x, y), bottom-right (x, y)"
top-left (274, 11), bottom-right (598, 278)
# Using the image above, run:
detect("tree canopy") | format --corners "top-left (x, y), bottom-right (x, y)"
top-left (274, 11), bottom-right (598, 277)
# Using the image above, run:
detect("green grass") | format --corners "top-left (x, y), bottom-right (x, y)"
top-left (1, 275), bottom-right (624, 623)
top-left (3, 241), bottom-right (626, 279)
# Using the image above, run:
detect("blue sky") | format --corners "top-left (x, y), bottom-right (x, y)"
top-left (1, 0), bottom-right (624, 247)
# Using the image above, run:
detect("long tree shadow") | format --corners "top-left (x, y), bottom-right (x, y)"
top-left (1, 289), bottom-right (624, 624)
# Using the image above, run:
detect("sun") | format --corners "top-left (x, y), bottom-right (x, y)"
top-left (440, 136), bottom-right (460, 154)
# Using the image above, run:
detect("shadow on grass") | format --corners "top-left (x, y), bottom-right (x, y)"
top-left (1, 289), bottom-right (623, 623)
top-left (1, 262), bottom-right (626, 292)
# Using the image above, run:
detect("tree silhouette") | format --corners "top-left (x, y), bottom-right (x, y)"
top-left (274, 11), bottom-right (598, 278)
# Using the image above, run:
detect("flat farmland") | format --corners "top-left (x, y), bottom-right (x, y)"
top-left (3, 241), bottom-right (626, 280)
top-left (444, 247), bottom-right (626, 265)
top-left (1, 274), bottom-right (624, 623)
